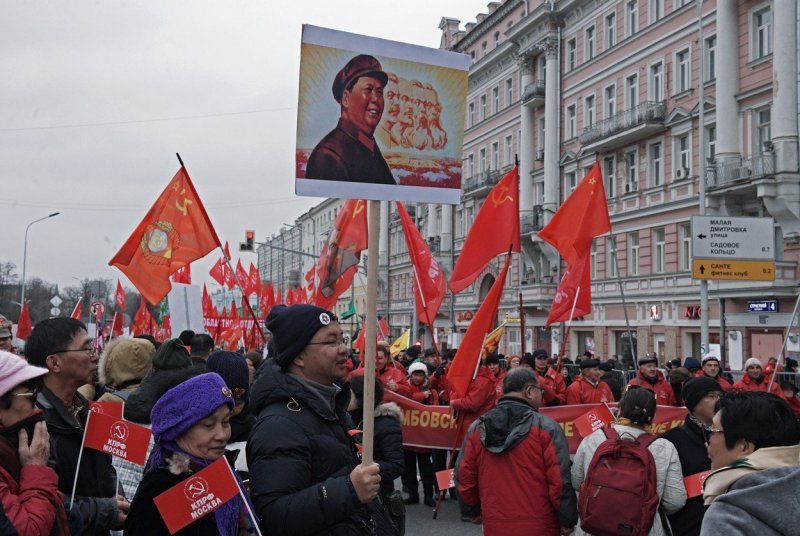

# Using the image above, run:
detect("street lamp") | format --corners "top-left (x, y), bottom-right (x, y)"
top-left (20, 212), bottom-right (60, 309)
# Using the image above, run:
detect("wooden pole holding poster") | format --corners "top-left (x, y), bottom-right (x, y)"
top-left (360, 200), bottom-right (381, 464)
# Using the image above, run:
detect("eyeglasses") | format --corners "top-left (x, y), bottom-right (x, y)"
top-left (703, 392), bottom-right (723, 400)
top-left (12, 389), bottom-right (39, 399)
top-left (702, 425), bottom-right (724, 442)
top-left (54, 345), bottom-right (98, 357)
top-left (307, 338), bottom-right (347, 349)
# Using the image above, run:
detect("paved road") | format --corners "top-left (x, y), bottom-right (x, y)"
top-left (404, 494), bottom-right (483, 536)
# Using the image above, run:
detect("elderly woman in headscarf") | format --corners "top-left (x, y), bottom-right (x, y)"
top-left (0, 350), bottom-right (68, 535)
top-left (125, 372), bottom-right (246, 536)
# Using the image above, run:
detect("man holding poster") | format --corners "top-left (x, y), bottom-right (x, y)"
top-left (306, 54), bottom-right (396, 185)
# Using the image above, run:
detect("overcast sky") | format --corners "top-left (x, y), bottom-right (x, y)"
top-left (1, 0), bottom-right (490, 298)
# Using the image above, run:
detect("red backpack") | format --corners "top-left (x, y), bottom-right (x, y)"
top-left (578, 427), bottom-right (660, 536)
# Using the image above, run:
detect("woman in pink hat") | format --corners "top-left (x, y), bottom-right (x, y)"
top-left (0, 350), bottom-right (68, 535)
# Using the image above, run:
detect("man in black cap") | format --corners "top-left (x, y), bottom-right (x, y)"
top-left (247, 304), bottom-right (381, 535)
top-left (628, 354), bottom-right (677, 405)
top-left (524, 348), bottom-right (566, 406)
top-left (305, 54), bottom-right (396, 185)
top-left (565, 358), bottom-right (614, 404)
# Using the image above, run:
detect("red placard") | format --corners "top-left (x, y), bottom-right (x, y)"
top-left (88, 401), bottom-right (124, 419)
top-left (83, 411), bottom-right (151, 466)
top-left (573, 404), bottom-right (615, 438)
top-left (435, 469), bottom-right (455, 491)
top-left (153, 457), bottom-right (240, 534)
top-left (684, 470), bottom-right (713, 499)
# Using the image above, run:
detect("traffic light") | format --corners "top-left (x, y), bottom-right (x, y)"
top-left (240, 230), bottom-right (255, 252)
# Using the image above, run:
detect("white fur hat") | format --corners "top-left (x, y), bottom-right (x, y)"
top-left (408, 362), bottom-right (428, 376)
top-left (744, 357), bottom-right (762, 370)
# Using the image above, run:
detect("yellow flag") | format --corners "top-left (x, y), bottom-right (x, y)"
top-left (389, 329), bottom-right (411, 357)
top-left (481, 323), bottom-right (506, 359)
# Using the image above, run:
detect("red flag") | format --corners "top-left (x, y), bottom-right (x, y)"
top-left (573, 403), bottom-right (614, 438)
top-left (378, 317), bottom-right (390, 341)
top-left (275, 287), bottom-right (283, 306)
top-left (248, 263), bottom-right (261, 298)
top-left (171, 264), bottom-right (191, 284)
top-left (313, 199), bottom-right (368, 310)
top-left (294, 286), bottom-right (306, 305)
top-left (110, 312), bottom-right (124, 337)
top-left (235, 260), bottom-right (249, 295)
top-left (538, 162), bottom-right (611, 263)
top-left (284, 286), bottom-right (296, 306)
top-left (396, 202), bottom-right (446, 327)
top-left (71, 298), bottom-right (83, 320)
top-left (109, 167), bottom-right (221, 305)
top-left (545, 250), bottom-right (592, 327)
top-left (202, 284), bottom-right (214, 317)
top-left (449, 167), bottom-right (520, 294)
top-left (16, 303), bottom-right (32, 340)
top-left (259, 283), bottom-right (274, 319)
top-left (132, 298), bottom-right (156, 336)
top-left (115, 281), bottom-right (126, 310)
top-left (83, 411), bottom-right (152, 465)
top-left (304, 263), bottom-right (316, 297)
top-left (222, 243), bottom-right (234, 289)
top-left (353, 324), bottom-right (366, 358)
top-left (88, 401), bottom-right (124, 419)
top-left (209, 257), bottom-right (226, 287)
top-left (153, 457), bottom-right (240, 534)
top-left (448, 254), bottom-right (511, 399)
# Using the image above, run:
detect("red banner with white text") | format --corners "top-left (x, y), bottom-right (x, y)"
top-left (384, 391), bottom-right (688, 454)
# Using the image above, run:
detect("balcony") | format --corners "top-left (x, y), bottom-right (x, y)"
top-left (707, 154), bottom-right (774, 191)
top-left (522, 80), bottom-right (545, 106)
top-left (521, 205), bottom-right (545, 234)
top-left (462, 166), bottom-right (512, 195)
top-left (580, 101), bottom-right (667, 152)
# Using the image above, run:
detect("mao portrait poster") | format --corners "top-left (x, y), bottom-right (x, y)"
top-left (295, 25), bottom-right (469, 204)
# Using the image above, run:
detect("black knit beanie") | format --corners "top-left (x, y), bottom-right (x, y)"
top-left (682, 377), bottom-right (723, 412)
top-left (151, 339), bottom-right (191, 371)
top-left (266, 304), bottom-right (337, 368)
top-left (207, 350), bottom-right (249, 400)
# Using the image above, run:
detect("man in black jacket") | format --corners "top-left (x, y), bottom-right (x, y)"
top-left (25, 318), bottom-right (126, 535)
top-left (247, 305), bottom-right (381, 535)
top-left (662, 377), bottom-right (723, 536)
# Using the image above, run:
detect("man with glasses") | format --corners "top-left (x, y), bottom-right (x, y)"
top-left (701, 391), bottom-right (799, 535)
top-left (24, 318), bottom-right (127, 535)
top-left (456, 367), bottom-right (577, 535)
top-left (662, 377), bottom-right (723, 536)
top-left (247, 304), bottom-right (381, 535)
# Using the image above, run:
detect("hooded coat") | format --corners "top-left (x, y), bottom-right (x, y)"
top-left (246, 360), bottom-right (371, 536)
top-left (350, 402), bottom-right (404, 497)
top-left (730, 374), bottom-right (785, 399)
top-left (456, 396), bottom-right (578, 536)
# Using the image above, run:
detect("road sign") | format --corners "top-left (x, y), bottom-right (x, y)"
top-left (747, 300), bottom-right (779, 313)
top-left (691, 216), bottom-right (775, 260)
top-left (90, 301), bottom-right (105, 318)
top-left (50, 307), bottom-right (61, 316)
top-left (692, 259), bottom-right (775, 281)
top-left (50, 295), bottom-right (62, 307)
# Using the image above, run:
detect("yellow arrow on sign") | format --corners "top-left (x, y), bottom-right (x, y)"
top-left (692, 259), bottom-right (776, 281)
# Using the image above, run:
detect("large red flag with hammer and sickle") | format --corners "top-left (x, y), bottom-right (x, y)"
top-left (449, 167), bottom-right (520, 294)
top-left (109, 167), bottom-right (221, 305)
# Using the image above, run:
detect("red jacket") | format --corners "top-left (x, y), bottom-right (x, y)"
top-left (493, 370), bottom-right (506, 402)
top-left (694, 369), bottom-right (733, 391)
top-left (536, 367), bottom-right (567, 406)
top-left (565, 375), bottom-right (614, 405)
top-left (451, 367), bottom-right (497, 444)
top-left (732, 374), bottom-right (786, 399)
top-left (379, 365), bottom-right (413, 397)
top-left (457, 397), bottom-right (577, 535)
top-left (408, 379), bottom-right (440, 405)
top-left (0, 460), bottom-right (68, 536)
top-left (786, 395), bottom-right (800, 419)
top-left (627, 370), bottom-right (677, 406)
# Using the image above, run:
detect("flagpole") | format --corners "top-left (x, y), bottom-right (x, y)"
top-left (222, 457), bottom-right (263, 536)
top-left (70, 411), bottom-right (93, 509)
top-left (519, 292), bottom-right (525, 357)
top-left (409, 256), bottom-right (441, 359)
top-left (361, 200), bottom-right (381, 465)
top-left (556, 286), bottom-right (581, 372)
top-left (611, 233), bottom-right (637, 366)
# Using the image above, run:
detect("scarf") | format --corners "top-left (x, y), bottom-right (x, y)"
top-left (148, 444), bottom-right (248, 536)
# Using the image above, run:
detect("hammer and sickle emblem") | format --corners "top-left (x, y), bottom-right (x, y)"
top-left (175, 189), bottom-right (193, 216)
top-left (352, 200), bottom-right (365, 216)
top-left (490, 186), bottom-right (514, 208)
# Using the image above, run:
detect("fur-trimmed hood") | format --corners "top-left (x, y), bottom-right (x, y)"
top-left (374, 401), bottom-right (403, 424)
top-left (98, 337), bottom-right (154, 388)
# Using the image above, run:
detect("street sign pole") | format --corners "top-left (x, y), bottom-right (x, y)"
top-left (697, 0), bottom-right (709, 357)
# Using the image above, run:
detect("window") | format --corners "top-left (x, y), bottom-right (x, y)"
top-left (608, 237), bottom-right (618, 277)
top-left (705, 36), bottom-right (716, 81)
top-left (466, 154), bottom-right (474, 178)
top-left (756, 107), bottom-right (772, 151)
top-left (539, 55), bottom-right (547, 81)
top-left (494, 31), bottom-right (500, 48)
top-left (680, 224), bottom-right (691, 271)
top-left (468, 102), bottom-right (474, 128)
top-left (537, 116), bottom-right (546, 153)
top-left (675, 133), bottom-right (691, 173)
top-left (628, 233), bottom-right (640, 276)
top-left (505, 135), bottom-right (513, 166)
top-left (566, 104), bottom-right (577, 139)
top-left (675, 48), bottom-right (691, 93)
top-left (626, 1), bottom-right (639, 36)
top-left (480, 95), bottom-right (487, 121)
top-left (585, 26), bottom-right (596, 60)
top-left (625, 150), bottom-right (638, 191)
top-left (605, 12), bottom-right (616, 48)
top-left (492, 87), bottom-right (499, 114)
top-left (605, 85), bottom-right (616, 117)
top-left (649, 142), bottom-right (663, 186)
top-left (479, 148), bottom-right (486, 171)
top-left (567, 38), bottom-right (577, 71)
top-left (626, 73), bottom-right (639, 108)
top-left (591, 241), bottom-right (598, 279)
top-left (654, 228), bottom-right (665, 273)
top-left (481, 41), bottom-right (487, 57)
top-left (506, 78), bottom-right (513, 107)
top-left (566, 171), bottom-right (577, 196)
top-left (491, 142), bottom-right (499, 170)
top-left (650, 0), bottom-right (664, 22)
top-left (675, 0), bottom-right (689, 7)
top-left (649, 62), bottom-right (663, 102)
top-left (604, 156), bottom-right (616, 197)
top-left (706, 125), bottom-right (716, 160)
top-left (753, 8), bottom-right (772, 59)
top-left (585, 95), bottom-right (596, 128)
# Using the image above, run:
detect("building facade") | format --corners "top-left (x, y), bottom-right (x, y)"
top-left (259, 0), bottom-right (799, 367)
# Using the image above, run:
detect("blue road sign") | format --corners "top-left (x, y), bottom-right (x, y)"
top-left (747, 300), bottom-right (778, 313)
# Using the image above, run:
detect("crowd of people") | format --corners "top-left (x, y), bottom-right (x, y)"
top-left (0, 307), bottom-right (798, 535)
